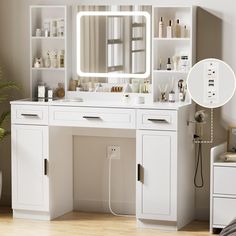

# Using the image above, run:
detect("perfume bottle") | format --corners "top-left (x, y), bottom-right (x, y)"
top-left (55, 83), bottom-right (65, 98)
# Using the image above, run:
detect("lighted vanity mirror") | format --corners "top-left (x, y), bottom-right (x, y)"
top-left (77, 6), bottom-right (151, 79)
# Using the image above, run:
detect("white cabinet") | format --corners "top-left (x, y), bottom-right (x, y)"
top-left (210, 143), bottom-right (236, 232)
top-left (12, 125), bottom-right (49, 212)
top-left (136, 130), bottom-right (177, 221)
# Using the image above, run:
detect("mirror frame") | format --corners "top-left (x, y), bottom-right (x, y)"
top-left (77, 11), bottom-right (151, 78)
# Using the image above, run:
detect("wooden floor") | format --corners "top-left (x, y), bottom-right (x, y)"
top-left (0, 208), bottom-right (212, 236)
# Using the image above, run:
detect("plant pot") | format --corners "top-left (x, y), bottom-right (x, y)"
top-left (0, 171), bottom-right (2, 200)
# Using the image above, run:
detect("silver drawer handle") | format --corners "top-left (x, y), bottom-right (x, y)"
top-left (148, 118), bottom-right (168, 123)
top-left (21, 113), bottom-right (38, 117)
top-left (83, 116), bottom-right (101, 119)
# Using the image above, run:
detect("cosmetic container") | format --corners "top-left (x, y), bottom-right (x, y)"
top-left (166, 20), bottom-right (172, 38)
top-left (174, 19), bottom-right (181, 38)
top-left (167, 58), bottom-right (172, 70)
top-left (158, 17), bottom-right (164, 38)
top-left (44, 51), bottom-right (51, 68)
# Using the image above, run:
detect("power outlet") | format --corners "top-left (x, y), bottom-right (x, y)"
top-left (107, 145), bottom-right (120, 159)
top-left (204, 61), bottom-right (219, 104)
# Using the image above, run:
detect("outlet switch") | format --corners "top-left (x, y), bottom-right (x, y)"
top-left (204, 61), bottom-right (219, 105)
top-left (107, 145), bottom-right (120, 159)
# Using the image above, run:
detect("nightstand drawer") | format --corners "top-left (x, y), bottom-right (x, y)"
top-left (214, 166), bottom-right (236, 195)
top-left (137, 109), bottom-right (177, 131)
top-left (49, 106), bottom-right (136, 129)
top-left (11, 105), bottom-right (49, 125)
top-left (213, 197), bottom-right (236, 226)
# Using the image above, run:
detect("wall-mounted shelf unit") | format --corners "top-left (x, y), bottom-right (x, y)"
top-left (152, 5), bottom-right (195, 103)
top-left (30, 5), bottom-right (71, 99)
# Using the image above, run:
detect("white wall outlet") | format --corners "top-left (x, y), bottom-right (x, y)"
top-left (204, 61), bottom-right (219, 105)
top-left (107, 145), bottom-right (120, 159)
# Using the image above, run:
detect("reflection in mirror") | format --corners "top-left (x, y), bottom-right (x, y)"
top-left (77, 5), bottom-right (151, 79)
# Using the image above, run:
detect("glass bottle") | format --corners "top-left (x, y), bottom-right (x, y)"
top-left (58, 50), bottom-right (65, 68)
top-left (44, 51), bottom-right (51, 68)
top-left (55, 83), bottom-right (65, 98)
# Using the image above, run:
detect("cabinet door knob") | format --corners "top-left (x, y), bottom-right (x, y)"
top-left (137, 164), bottom-right (142, 182)
top-left (44, 159), bottom-right (48, 176)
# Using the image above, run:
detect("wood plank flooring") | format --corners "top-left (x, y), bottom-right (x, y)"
top-left (0, 208), bottom-right (212, 236)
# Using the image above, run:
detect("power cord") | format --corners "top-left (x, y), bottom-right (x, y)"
top-left (194, 136), bottom-right (204, 188)
top-left (108, 156), bottom-right (134, 217)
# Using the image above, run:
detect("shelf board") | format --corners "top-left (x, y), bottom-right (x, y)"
top-left (32, 67), bottom-right (65, 71)
top-left (213, 161), bottom-right (236, 167)
top-left (153, 37), bottom-right (190, 41)
top-left (31, 36), bottom-right (65, 40)
top-left (153, 70), bottom-right (189, 74)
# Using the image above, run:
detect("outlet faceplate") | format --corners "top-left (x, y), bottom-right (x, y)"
top-left (107, 145), bottom-right (120, 159)
top-left (204, 61), bottom-right (219, 105)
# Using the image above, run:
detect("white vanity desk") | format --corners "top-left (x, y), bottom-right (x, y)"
top-left (11, 99), bottom-right (195, 230)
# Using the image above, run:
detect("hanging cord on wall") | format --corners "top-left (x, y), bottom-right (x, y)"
top-left (194, 140), bottom-right (204, 188)
top-left (108, 156), bottom-right (134, 217)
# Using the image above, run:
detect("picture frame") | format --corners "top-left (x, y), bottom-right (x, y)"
top-left (227, 126), bottom-right (236, 152)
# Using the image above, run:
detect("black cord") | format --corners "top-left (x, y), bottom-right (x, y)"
top-left (194, 142), bottom-right (204, 188)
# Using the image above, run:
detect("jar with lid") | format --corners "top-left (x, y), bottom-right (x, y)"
top-left (180, 56), bottom-right (189, 72)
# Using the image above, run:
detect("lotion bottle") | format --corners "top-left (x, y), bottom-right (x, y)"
top-left (158, 17), bottom-right (164, 38)
top-left (174, 19), bottom-right (181, 38)
top-left (166, 20), bottom-right (172, 38)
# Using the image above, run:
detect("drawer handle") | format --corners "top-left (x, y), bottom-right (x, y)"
top-left (83, 116), bottom-right (101, 119)
top-left (21, 113), bottom-right (38, 117)
top-left (44, 159), bottom-right (48, 176)
top-left (147, 118), bottom-right (168, 123)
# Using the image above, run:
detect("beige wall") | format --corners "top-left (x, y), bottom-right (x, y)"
top-left (0, 0), bottom-right (236, 220)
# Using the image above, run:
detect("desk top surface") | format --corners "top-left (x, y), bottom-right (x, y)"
top-left (11, 98), bottom-right (192, 110)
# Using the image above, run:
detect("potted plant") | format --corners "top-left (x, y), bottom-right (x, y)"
top-left (0, 66), bottom-right (18, 200)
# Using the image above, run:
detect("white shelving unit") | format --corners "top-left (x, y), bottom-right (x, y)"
top-left (152, 6), bottom-right (196, 103)
top-left (30, 5), bottom-right (70, 98)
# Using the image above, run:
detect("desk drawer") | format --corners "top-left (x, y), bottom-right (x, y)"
top-left (213, 197), bottom-right (236, 226)
top-left (214, 166), bottom-right (236, 195)
top-left (137, 109), bottom-right (177, 131)
top-left (49, 106), bottom-right (136, 129)
top-left (11, 105), bottom-right (48, 125)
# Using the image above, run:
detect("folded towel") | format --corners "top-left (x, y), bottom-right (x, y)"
top-left (220, 219), bottom-right (236, 236)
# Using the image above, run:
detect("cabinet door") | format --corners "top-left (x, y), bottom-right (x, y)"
top-left (136, 130), bottom-right (177, 221)
top-left (12, 125), bottom-right (49, 212)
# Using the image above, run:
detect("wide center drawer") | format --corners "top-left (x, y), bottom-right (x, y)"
top-left (11, 105), bottom-right (49, 125)
top-left (49, 106), bottom-right (136, 129)
top-left (214, 166), bottom-right (236, 195)
top-left (137, 109), bottom-right (177, 131)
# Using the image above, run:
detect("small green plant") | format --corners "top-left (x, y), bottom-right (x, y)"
top-left (0, 66), bottom-right (18, 141)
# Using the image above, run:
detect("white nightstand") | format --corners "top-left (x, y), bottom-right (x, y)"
top-left (210, 142), bottom-right (236, 233)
